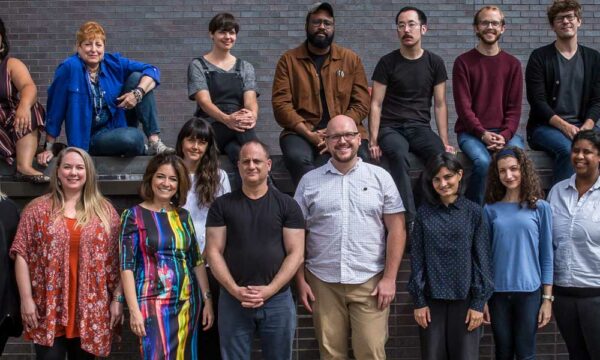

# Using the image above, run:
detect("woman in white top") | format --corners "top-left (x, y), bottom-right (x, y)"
top-left (176, 117), bottom-right (230, 359)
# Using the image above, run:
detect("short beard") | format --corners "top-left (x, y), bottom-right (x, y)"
top-left (306, 30), bottom-right (334, 49)
top-left (476, 31), bottom-right (501, 45)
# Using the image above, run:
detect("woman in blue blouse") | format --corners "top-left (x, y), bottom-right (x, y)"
top-left (484, 147), bottom-right (553, 360)
top-left (38, 21), bottom-right (171, 163)
top-left (408, 152), bottom-right (493, 360)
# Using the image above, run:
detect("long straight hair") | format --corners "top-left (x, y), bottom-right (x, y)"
top-left (175, 118), bottom-right (221, 207)
top-left (49, 147), bottom-right (112, 233)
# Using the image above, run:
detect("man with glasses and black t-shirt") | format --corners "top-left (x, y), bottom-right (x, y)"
top-left (369, 6), bottom-right (454, 226)
top-left (272, 2), bottom-right (370, 186)
top-left (526, 0), bottom-right (600, 185)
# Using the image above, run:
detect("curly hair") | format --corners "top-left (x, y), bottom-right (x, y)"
top-left (547, 0), bottom-right (582, 25)
top-left (485, 147), bottom-right (544, 209)
top-left (175, 118), bottom-right (222, 208)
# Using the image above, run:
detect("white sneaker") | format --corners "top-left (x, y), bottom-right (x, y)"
top-left (146, 139), bottom-right (174, 155)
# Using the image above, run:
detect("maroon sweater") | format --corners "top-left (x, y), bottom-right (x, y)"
top-left (453, 48), bottom-right (523, 140)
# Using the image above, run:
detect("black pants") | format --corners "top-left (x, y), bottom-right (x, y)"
top-left (197, 268), bottom-right (222, 360)
top-left (34, 337), bottom-right (95, 360)
top-left (280, 133), bottom-right (370, 186)
top-left (378, 124), bottom-right (445, 222)
top-left (419, 299), bottom-right (481, 360)
top-left (554, 294), bottom-right (600, 360)
top-left (211, 121), bottom-right (258, 189)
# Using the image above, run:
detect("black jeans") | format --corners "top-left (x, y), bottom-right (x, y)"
top-left (280, 133), bottom-right (370, 186)
top-left (488, 288), bottom-right (541, 360)
top-left (378, 124), bottom-right (445, 222)
top-left (554, 294), bottom-right (600, 360)
top-left (419, 298), bottom-right (482, 360)
top-left (34, 337), bottom-right (95, 360)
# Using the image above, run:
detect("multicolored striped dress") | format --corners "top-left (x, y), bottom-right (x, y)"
top-left (120, 205), bottom-right (203, 360)
top-left (0, 56), bottom-right (45, 165)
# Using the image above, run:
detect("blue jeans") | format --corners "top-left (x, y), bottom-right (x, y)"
top-left (89, 72), bottom-right (160, 156)
top-left (528, 125), bottom-right (574, 185)
top-left (528, 125), bottom-right (600, 185)
top-left (218, 288), bottom-right (296, 360)
top-left (488, 288), bottom-right (541, 360)
top-left (458, 132), bottom-right (525, 205)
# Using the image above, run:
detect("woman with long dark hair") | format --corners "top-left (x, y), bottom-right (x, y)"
top-left (176, 117), bottom-right (230, 359)
top-left (408, 153), bottom-right (493, 360)
top-left (484, 146), bottom-right (553, 360)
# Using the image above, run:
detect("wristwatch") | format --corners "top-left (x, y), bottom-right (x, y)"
top-left (203, 291), bottom-right (212, 301)
top-left (542, 294), bottom-right (554, 302)
top-left (44, 141), bottom-right (54, 152)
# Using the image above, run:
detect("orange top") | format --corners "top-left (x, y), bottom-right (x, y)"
top-left (56, 217), bottom-right (82, 338)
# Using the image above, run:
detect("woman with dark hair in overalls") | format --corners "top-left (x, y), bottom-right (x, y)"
top-left (187, 13), bottom-right (258, 174)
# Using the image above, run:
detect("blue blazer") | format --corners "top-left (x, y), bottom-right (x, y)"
top-left (46, 53), bottom-right (160, 150)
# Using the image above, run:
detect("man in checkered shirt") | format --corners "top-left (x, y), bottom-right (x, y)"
top-left (294, 115), bottom-right (407, 359)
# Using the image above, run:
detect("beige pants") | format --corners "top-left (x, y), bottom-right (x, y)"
top-left (306, 270), bottom-right (390, 360)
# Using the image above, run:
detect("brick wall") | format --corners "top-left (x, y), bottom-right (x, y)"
top-left (3, 0), bottom-right (596, 358)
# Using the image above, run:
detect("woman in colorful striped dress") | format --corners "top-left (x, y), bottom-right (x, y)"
top-left (120, 153), bottom-right (214, 359)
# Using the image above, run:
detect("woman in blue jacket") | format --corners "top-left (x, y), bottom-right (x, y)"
top-left (38, 21), bottom-right (171, 163)
top-left (484, 147), bottom-right (553, 360)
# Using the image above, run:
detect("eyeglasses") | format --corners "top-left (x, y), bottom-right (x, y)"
top-left (325, 132), bottom-right (359, 142)
top-left (554, 13), bottom-right (577, 23)
top-left (478, 20), bottom-right (502, 28)
top-left (397, 22), bottom-right (421, 31)
top-left (309, 19), bottom-right (334, 28)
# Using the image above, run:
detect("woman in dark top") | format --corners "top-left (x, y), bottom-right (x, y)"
top-left (408, 153), bottom-right (493, 360)
top-left (0, 18), bottom-right (47, 183)
top-left (0, 192), bottom-right (21, 355)
top-left (187, 13), bottom-right (258, 168)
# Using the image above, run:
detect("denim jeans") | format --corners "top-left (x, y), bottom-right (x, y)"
top-left (458, 132), bottom-right (525, 205)
top-left (488, 288), bottom-right (541, 360)
top-left (528, 124), bottom-right (600, 185)
top-left (218, 288), bottom-right (296, 360)
top-left (88, 72), bottom-right (160, 156)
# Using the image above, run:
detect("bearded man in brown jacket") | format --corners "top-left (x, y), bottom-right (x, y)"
top-left (272, 2), bottom-right (370, 185)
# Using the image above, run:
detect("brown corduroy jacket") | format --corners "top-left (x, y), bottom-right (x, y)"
top-left (272, 42), bottom-right (370, 138)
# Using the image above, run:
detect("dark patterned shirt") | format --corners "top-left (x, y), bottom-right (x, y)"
top-left (408, 196), bottom-right (493, 311)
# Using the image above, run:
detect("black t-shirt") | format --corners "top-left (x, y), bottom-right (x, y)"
top-left (206, 187), bottom-right (305, 292)
top-left (309, 50), bottom-right (331, 129)
top-left (372, 49), bottom-right (447, 127)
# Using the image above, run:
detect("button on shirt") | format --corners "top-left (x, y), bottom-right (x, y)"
top-left (548, 175), bottom-right (600, 287)
top-left (408, 197), bottom-right (493, 311)
top-left (294, 159), bottom-right (405, 284)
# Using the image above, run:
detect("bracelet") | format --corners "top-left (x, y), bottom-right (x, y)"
top-left (131, 89), bottom-right (143, 103)
top-left (113, 294), bottom-right (125, 303)
top-left (135, 86), bottom-right (146, 96)
top-left (203, 291), bottom-right (212, 301)
top-left (542, 294), bottom-right (554, 302)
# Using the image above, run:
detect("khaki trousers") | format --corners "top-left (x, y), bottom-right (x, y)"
top-left (306, 270), bottom-right (390, 360)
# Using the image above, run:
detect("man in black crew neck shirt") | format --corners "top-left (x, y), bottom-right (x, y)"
top-left (205, 140), bottom-right (305, 360)
top-left (369, 6), bottom-right (454, 224)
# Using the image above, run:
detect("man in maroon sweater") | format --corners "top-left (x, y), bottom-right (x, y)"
top-left (453, 5), bottom-right (524, 204)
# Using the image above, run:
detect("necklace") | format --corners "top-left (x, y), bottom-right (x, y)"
top-left (88, 75), bottom-right (105, 124)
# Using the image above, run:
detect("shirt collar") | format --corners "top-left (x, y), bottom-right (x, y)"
top-left (436, 195), bottom-right (466, 210)
top-left (566, 174), bottom-right (600, 192)
top-left (322, 157), bottom-right (362, 175)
